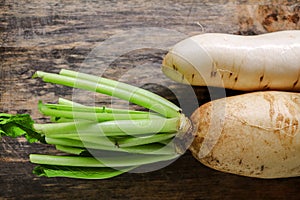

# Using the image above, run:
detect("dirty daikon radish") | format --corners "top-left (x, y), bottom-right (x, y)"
top-left (189, 91), bottom-right (300, 178)
top-left (162, 30), bottom-right (300, 91)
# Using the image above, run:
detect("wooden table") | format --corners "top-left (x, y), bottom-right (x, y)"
top-left (1, 1), bottom-right (300, 199)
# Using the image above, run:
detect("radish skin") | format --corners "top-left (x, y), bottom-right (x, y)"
top-left (162, 30), bottom-right (300, 91)
top-left (189, 91), bottom-right (300, 178)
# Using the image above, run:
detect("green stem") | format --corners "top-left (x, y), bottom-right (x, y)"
top-left (45, 137), bottom-right (177, 155)
top-left (30, 153), bottom-right (179, 167)
top-left (60, 69), bottom-right (181, 115)
top-left (40, 108), bottom-right (160, 122)
top-left (50, 117), bottom-right (76, 123)
top-left (39, 103), bottom-right (163, 122)
top-left (34, 117), bottom-right (179, 137)
top-left (34, 70), bottom-right (181, 118)
top-left (42, 102), bottom-right (151, 115)
top-left (55, 145), bottom-right (86, 155)
top-left (114, 133), bottom-right (175, 148)
top-left (47, 132), bottom-right (175, 148)
top-left (58, 98), bottom-right (85, 107)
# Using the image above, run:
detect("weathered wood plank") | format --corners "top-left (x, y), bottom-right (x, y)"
top-left (1, 0), bottom-right (300, 199)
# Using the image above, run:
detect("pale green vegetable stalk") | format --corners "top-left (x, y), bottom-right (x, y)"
top-left (34, 70), bottom-right (181, 118)
top-left (0, 69), bottom-right (192, 179)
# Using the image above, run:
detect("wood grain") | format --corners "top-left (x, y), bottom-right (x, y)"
top-left (1, 0), bottom-right (300, 199)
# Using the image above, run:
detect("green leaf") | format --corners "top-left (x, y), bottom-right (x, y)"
top-left (0, 113), bottom-right (43, 143)
top-left (33, 165), bottom-right (133, 179)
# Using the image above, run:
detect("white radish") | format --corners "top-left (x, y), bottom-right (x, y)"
top-left (189, 91), bottom-right (300, 178)
top-left (162, 30), bottom-right (300, 91)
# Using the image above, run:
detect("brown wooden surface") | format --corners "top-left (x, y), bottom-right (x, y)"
top-left (1, 1), bottom-right (300, 199)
